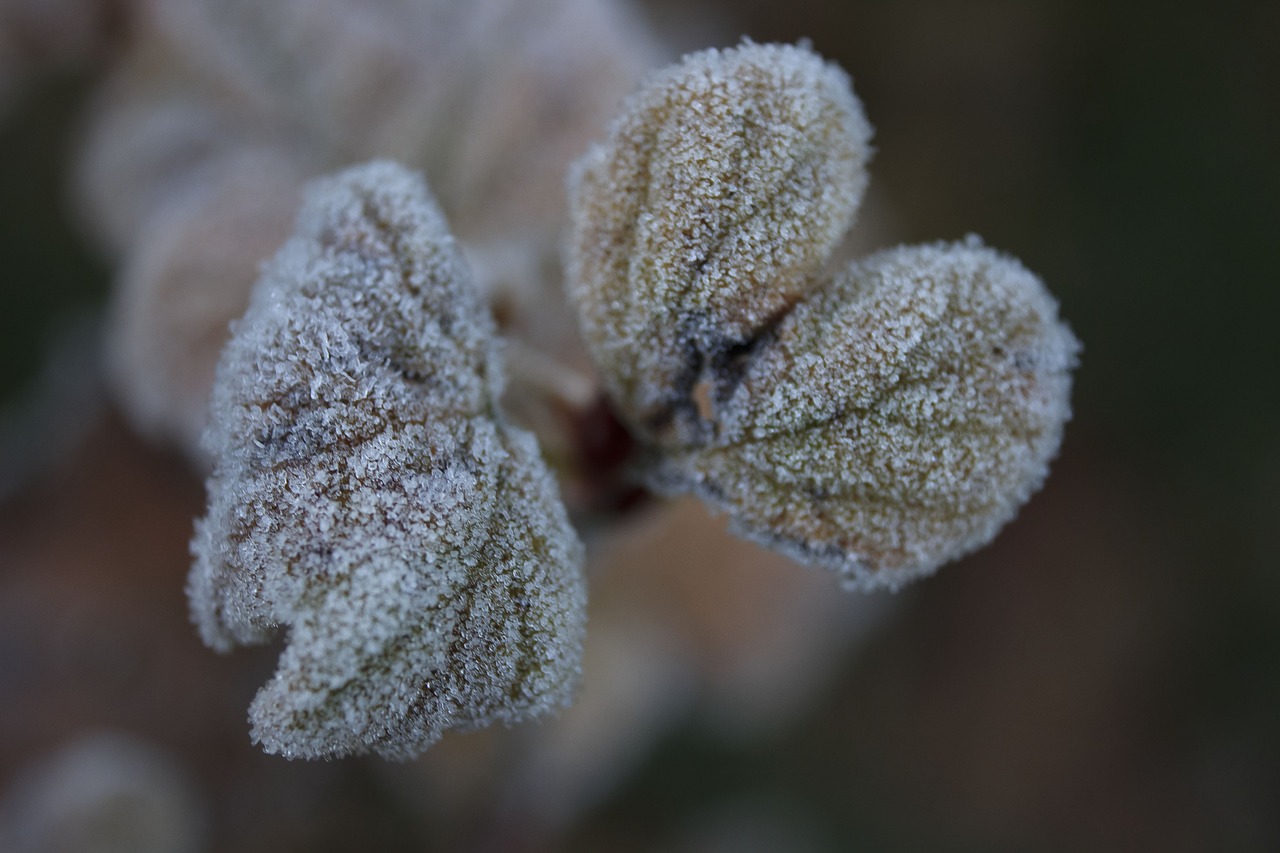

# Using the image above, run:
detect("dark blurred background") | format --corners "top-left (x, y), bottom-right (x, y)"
top-left (2, 1), bottom-right (1277, 851)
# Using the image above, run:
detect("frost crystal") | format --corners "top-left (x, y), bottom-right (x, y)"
top-left (188, 161), bottom-right (586, 759)
top-left (568, 43), bottom-right (1079, 590)
top-left (568, 41), bottom-right (873, 443)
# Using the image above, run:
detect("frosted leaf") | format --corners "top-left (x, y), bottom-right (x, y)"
top-left (568, 41), bottom-right (873, 443)
top-left (188, 161), bottom-right (586, 759)
top-left (568, 41), bottom-right (1078, 589)
top-left (654, 240), bottom-right (1079, 590)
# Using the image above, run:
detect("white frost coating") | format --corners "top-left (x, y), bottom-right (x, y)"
top-left (568, 41), bottom-right (873, 442)
top-left (569, 43), bottom-right (1079, 590)
top-left (657, 239), bottom-right (1079, 589)
top-left (188, 160), bottom-right (586, 759)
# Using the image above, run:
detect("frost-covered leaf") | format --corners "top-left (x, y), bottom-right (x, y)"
top-left (568, 41), bottom-right (873, 443)
top-left (188, 161), bottom-right (585, 759)
top-left (654, 239), bottom-right (1079, 589)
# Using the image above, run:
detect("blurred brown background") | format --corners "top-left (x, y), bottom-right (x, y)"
top-left (2, 0), bottom-right (1277, 851)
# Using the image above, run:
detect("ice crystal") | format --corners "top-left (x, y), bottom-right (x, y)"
top-left (568, 42), bottom-right (1078, 589)
top-left (188, 161), bottom-right (586, 759)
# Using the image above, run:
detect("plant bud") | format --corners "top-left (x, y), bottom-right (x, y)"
top-left (569, 42), bottom-right (1078, 588)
